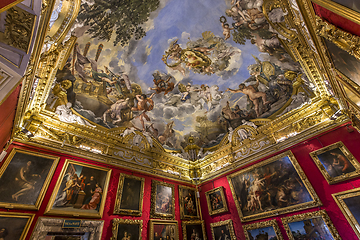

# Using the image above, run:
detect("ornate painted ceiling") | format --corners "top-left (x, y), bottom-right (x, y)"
top-left (7, 0), bottom-right (357, 183)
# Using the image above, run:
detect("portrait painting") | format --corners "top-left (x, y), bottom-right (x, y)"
top-left (151, 180), bottom-right (175, 219)
top-left (310, 141), bottom-right (360, 184)
top-left (0, 148), bottom-right (59, 210)
top-left (333, 188), bottom-right (360, 238)
top-left (182, 220), bottom-right (206, 240)
top-left (179, 186), bottom-right (199, 219)
top-left (111, 219), bottom-right (142, 240)
top-left (113, 173), bottom-right (145, 216)
top-left (227, 151), bottom-right (321, 222)
top-left (45, 159), bottom-right (112, 218)
top-left (149, 219), bottom-right (178, 240)
top-left (243, 219), bottom-right (283, 240)
top-left (210, 219), bottom-right (236, 240)
top-left (205, 186), bottom-right (228, 216)
top-left (281, 210), bottom-right (340, 240)
top-left (0, 212), bottom-right (34, 240)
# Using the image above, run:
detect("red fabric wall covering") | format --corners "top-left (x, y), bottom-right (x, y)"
top-left (199, 123), bottom-right (360, 239)
top-left (0, 0), bottom-right (19, 12)
top-left (1, 142), bottom-right (195, 240)
top-left (313, 2), bottom-right (360, 37)
top-left (0, 85), bottom-right (21, 150)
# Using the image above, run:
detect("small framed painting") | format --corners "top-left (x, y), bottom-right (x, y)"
top-left (111, 218), bottom-right (142, 240)
top-left (150, 180), bottom-right (175, 219)
top-left (149, 219), bottom-right (178, 240)
top-left (281, 210), bottom-right (341, 240)
top-left (243, 219), bottom-right (283, 240)
top-left (45, 159), bottom-right (112, 218)
top-left (182, 220), bottom-right (206, 240)
top-left (179, 185), bottom-right (199, 219)
top-left (0, 212), bottom-right (35, 240)
top-left (310, 141), bottom-right (360, 184)
top-left (113, 173), bottom-right (145, 216)
top-left (210, 219), bottom-right (236, 240)
top-left (205, 186), bottom-right (228, 216)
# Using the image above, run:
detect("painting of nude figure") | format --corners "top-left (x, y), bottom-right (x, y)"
top-left (227, 151), bottom-right (321, 222)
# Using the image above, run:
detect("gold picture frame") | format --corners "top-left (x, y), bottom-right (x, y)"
top-left (150, 180), bottom-right (175, 219)
top-left (281, 210), bottom-right (341, 240)
top-left (113, 173), bottom-right (145, 216)
top-left (0, 212), bottom-right (35, 240)
top-left (45, 159), bottom-right (112, 218)
top-left (210, 219), bottom-right (236, 240)
top-left (243, 219), bottom-right (283, 240)
top-left (310, 141), bottom-right (360, 184)
top-left (227, 151), bottom-right (321, 222)
top-left (111, 218), bottom-right (143, 240)
top-left (179, 185), bottom-right (200, 219)
top-left (182, 220), bottom-right (207, 240)
top-left (333, 188), bottom-right (360, 238)
top-left (0, 148), bottom-right (59, 210)
top-left (205, 186), bottom-right (228, 216)
top-left (149, 219), bottom-right (179, 240)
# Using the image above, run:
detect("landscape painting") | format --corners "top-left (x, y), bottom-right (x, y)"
top-left (47, 0), bottom-right (315, 155)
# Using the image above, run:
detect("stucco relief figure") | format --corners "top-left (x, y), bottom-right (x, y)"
top-left (55, 103), bottom-right (96, 127)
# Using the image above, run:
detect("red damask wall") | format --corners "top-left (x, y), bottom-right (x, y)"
top-left (199, 123), bottom-right (360, 240)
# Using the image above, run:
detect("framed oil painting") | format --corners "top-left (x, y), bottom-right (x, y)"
top-left (45, 159), bottom-right (112, 218)
top-left (0, 148), bottom-right (59, 210)
top-left (243, 219), bottom-right (283, 240)
top-left (0, 212), bottom-right (34, 240)
top-left (310, 141), bottom-right (360, 184)
top-left (227, 151), bottom-right (321, 222)
top-left (113, 173), bottom-right (145, 216)
top-left (333, 188), bottom-right (360, 238)
top-left (205, 186), bottom-right (228, 216)
top-left (150, 180), bottom-right (175, 219)
top-left (210, 219), bottom-right (236, 240)
top-left (281, 210), bottom-right (341, 240)
top-left (111, 218), bottom-right (142, 240)
top-left (179, 185), bottom-right (199, 219)
top-left (149, 219), bottom-right (178, 240)
top-left (182, 220), bottom-right (206, 240)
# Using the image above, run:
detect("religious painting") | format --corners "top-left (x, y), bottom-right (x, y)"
top-left (0, 212), bottom-right (34, 240)
top-left (281, 210), bottom-right (341, 240)
top-left (310, 141), bottom-right (360, 184)
top-left (111, 218), bottom-right (142, 240)
top-left (227, 151), bottom-right (321, 222)
top-left (210, 219), bottom-right (236, 240)
top-left (149, 219), bottom-right (179, 240)
top-left (333, 188), bottom-right (360, 238)
top-left (113, 173), bottom-right (145, 216)
top-left (179, 185), bottom-right (199, 219)
top-left (0, 148), bottom-right (59, 210)
top-left (205, 186), bottom-right (228, 216)
top-left (151, 180), bottom-right (175, 219)
top-left (45, 0), bottom-right (316, 157)
top-left (182, 220), bottom-right (207, 240)
top-left (45, 159), bottom-right (112, 218)
top-left (243, 219), bottom-right (283, 240)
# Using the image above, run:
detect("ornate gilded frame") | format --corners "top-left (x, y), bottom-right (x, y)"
top-left (0, 212), bottom-right (35, 240)
top-left (310, 141), bottom-right (360, 184)
top-left (205, 186), bottom-right (228, 216)
top-left (113, 173), bottom-right (145, 216)
top-left (210, 219), bottom-right (236, 240)
top-left (333, 188), bottom-right (360, 238)
top-left (179, 185), bottom-right (200, 219)
top-left (111, 218), bottom-right (143, 240)
top-left (0, 148), bottom-right (59, 210)
top-left (182, 220), bottom-right (206, 240)
top-left (45, 159), bottom-right (112, 218)
top-left (243, 219), bottom-right (283, 240)
top-left (227, 151), bottom-right (322, 222)
top-left (281, 210), bottom-right (341, 240)
top-left (148, 219), bottom-right (179, 240)
top-left (150, 180), bottom-right (175, 219)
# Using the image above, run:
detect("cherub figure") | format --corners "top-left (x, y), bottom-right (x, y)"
top-left (222, 22), bottom-right (234, 40)
top-left (149, 71), bottom-right (175, 95)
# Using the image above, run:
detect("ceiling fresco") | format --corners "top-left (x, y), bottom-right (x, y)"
top-left (46, 0), bottom-right (317, 152)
